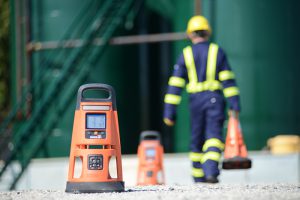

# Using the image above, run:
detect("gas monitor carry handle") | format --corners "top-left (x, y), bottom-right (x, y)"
top-left (76, 83), bottom-right (117, 110)
top-left (140, 131), bottom-right (161, 143)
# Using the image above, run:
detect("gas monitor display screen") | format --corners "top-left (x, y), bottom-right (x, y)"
top-left (86, 114), bottom-right (106, 129)
top-left (146, 148), bottom-right (156, 158)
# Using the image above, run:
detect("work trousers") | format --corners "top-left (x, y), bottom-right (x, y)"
top-left (189, 91), bottom-right (225, 182)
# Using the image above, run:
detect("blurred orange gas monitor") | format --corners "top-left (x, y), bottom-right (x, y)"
top-left (137, 131), bottom-right (165, 185)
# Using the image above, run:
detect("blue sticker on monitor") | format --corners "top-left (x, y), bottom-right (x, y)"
top-left (86, 114), bottom-right (106, 129)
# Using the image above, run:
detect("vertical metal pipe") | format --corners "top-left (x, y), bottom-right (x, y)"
top-left (209, 0), bottom-right (216, 41)
top-left (194, 0), bottom-right (202, 15)
top-left (31, 0), bottom-right (42, 108)
top-left (23, 0), bottom-right (31, 89)
top-left (138, 2), bottom-right (149, 130)
top-left (24, 0), bottom-right (32, 115)
top-left (159, 18), bottom-right (173, 152)
top-left (14, 0), bottom-right (22, 105)
top-left (9, 0), bottom-right (17, 107)
top-left (20, 0), bottom-right (31, 115)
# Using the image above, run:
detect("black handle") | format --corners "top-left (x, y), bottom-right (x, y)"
top-left (76, 83), bottom-right (117, 110)
top-left (140, 130), bottom-right (161, 143)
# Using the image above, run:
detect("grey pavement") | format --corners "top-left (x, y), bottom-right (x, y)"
top-left (0, 184), bottom-right (299, 200)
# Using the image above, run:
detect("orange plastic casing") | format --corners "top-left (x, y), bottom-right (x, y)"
top-left (65, 84), bottom-right (124, 193)
top-left (224, 116), bottom-right (248, 159)
top-left (137, 131), bottom-right (165, 185)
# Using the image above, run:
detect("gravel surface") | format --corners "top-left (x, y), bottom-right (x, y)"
top-left (0, 184), bottom-right (299, 200)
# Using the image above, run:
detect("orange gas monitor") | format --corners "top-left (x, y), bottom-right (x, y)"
top-left (137, 131), bottom-right (165, 185)
top-left (222, 114), bottom-right (252, 170)
top-left (65, 83), bottom-right (124, 193)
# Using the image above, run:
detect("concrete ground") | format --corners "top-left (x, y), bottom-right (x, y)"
top-left (6, 152), bottom-right (299, 190)
top-left (0, 184), bottom-right (299, 200)
top-left (0, 152), bottom-right (299, 199)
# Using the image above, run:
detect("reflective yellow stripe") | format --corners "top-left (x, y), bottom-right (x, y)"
top-left (189, 152), bottom-right (203, 162)
top-left (186, 80), bottom-right (222, 93)
top-left (191, 168), bottom-right (205, 178)
top-left (168, 76), bottom-right (186, 88)
top-left (206, 43), bottom-right (219, 81)
top-left (183, 44), bottom-right (222, 94)
top-left (202, 138), bottom-right (224, 152)
top-left (219, 70), bottom-right (235, 81)
top-left (206, 44), bottom-right (219, 91)
top-left (201, 152), bottom-right (221, 163)
top-left (164, 118), bottom-right (174, 126)
top-left (183, 46), bottom-right (198, 88)
top-left (223, 86), bottom-right (239, 98)
top-left (164, 94), bottom-right (182, 105)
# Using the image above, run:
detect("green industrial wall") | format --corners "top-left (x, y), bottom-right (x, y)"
top-left (13, 0), bottom-right (170, 157)
top-left (28, 0), bottom-right (142, 156)
top-left (10, 0), bottom-right (300, 157)
top-left (172, 0), bottom-right (300, 151)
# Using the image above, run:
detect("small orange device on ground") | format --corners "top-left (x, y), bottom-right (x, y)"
top-left (137, 131), bottom-right (165, 185)
top-left (222, 114), bottom-right (252, 169)
top-left (65, 83), bottom-right (124, 193)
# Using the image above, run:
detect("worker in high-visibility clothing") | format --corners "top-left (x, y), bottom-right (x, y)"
top-left (163, 16), bottom-right (241, 183)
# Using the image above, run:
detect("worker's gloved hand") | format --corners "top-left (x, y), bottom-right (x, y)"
top-left (163, 118), bottom-right (175, 126)
top-left (229, 110), bottom-right (239, 118)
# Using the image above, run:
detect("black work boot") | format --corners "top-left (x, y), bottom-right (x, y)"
top-left (205, 176), bottom-right (219, 183)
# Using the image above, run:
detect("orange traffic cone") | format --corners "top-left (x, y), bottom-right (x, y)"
top-left (222, 113), bottom-right (252, 169)
top-left (137, 131), bottom-right (165, 185)
top-left (65, 84), bottom-right (124, 193)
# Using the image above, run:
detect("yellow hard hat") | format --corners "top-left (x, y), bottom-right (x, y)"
top-left (186, 15), bottom-right (211, 34)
